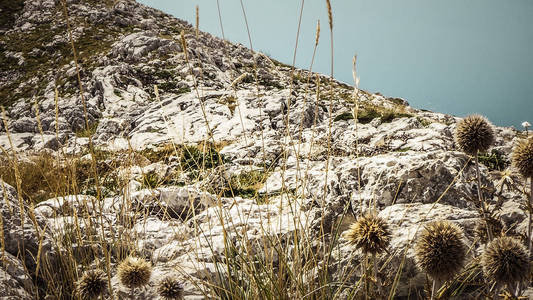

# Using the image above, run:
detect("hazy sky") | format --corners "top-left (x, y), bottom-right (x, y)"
top-left (138, 0), bottom-right (533, 127)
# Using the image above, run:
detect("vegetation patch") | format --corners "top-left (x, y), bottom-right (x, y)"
top-left (0, 150), bottom-right (122, 203)
top-left (140, 142), bottom-right (227, 171)
top-left (334, 112), bottom-right (354, 122)
top-left (0, 16), bottom-right (136, 107)
top-left (75, 121), bottom-right (99, 138)
top-left (416, 116), bottom-right (433, 127)
top-left (478, 149), bottom-right (509, 171)
top-left (222, 170), bottom-right (269, 198)
top-left (356, 108), bottom-right (381, 124)
top-left (140, 170), bottom-right (183, 189)
top-left (0, 0), bottom-right (25, 30)
top-left (354, 103), bottom-right (413, 124)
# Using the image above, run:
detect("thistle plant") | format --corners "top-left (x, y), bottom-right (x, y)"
top-left (455, 114), bottom-right (495, 241)
top-left (415, 221), bottom-right (467, 300)
top-left (158, 276), bottom-right (185, 300)
top-left (346, 213), bottom-right (391, 255)
top-left (346, 213), bottom-right (390, 297)
top-left (117, 256), bottom-right (152, 294)
top-left (76, 269), bottom-right (108, 300)
top-left (482, 237), bottom-right (529, 296)
top-left (511, 137), bottom-right (533, 255)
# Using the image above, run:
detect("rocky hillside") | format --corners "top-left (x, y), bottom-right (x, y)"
top-left (0, 0), bottom-right (531, 299)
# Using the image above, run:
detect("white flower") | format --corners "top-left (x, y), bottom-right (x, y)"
top-left (522, 121), bottom-right (531, 128)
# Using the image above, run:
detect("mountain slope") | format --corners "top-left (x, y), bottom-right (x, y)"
top-left (0, 1), bottom-right (531, 299)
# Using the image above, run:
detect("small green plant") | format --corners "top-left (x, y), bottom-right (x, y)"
top-left (159, 81), bottom-right (179, 91)
top-left (141, 171), bottom-right (162, 189)
top-left (416, 116), bottom-right (433, 127)
top-left (380, 110), bottom-right (413, 123)
top-left (75, 122), bottom-right (99, 138)
top-left (394, 147), bottom-right (412, 153)
top-left (357, 108), bottom-right (381, 124)
top-left (334, 111), bottom-right (353, 122)
top-left (477, 149), bottom-right (509, 171)
top-left (221, 170), bottom-right (269, 198)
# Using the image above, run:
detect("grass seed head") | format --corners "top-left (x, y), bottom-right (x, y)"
top-left (455, 114), bottom-right (494, 155)
top-left (512, 137), bottom-right (533, 178)
top-left (482, 237), bottom-right (529, 285)
top-left (117, 256), bottom-right (152, 289)
top-left (345, 213), bottom-right (391, 255)
top-left (415, 221), bottom-right (467, 281)
top-left (76, 269), bottom-right (107, 300)
top-left (158, 276), bottom-right (184, 300)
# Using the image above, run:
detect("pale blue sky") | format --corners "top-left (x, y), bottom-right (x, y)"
top-left (138, 0), bottom-right (533, 127)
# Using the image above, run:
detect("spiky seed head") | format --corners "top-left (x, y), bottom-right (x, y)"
top-left (415, 221), bottom-right (467, 281)
top-left (76, 269), bottom-right (107, 300)
top-left (474, 216), bottom-right (505, 244)
top-left (482, 237), bottom-right (529, 285)
top-left (345, 214), bottom-right (391, 255)
top-left (512, 137), bottom-right (533, 178)
top-left (454, 114), bottom-right (495, 155)
top-left (117, 256), bottom-right (152, 289)
top-left (158, 276), bottom-right (184, 300)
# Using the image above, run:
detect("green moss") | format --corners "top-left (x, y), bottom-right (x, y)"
top-left (478, 149), bottom-right (509, 171)
top-left (357, 108), bottom-right (381, 124)
top-left (334, 112), bottom-right (354, 122)
top-left (394, 147), bottom-right (412, 152)
top-left (181, 145), bottom-right (225, 171)
top-left (380, 111), bottom-right (413, 123)
top-left (154, 69), bottom-right (175, 80)
top-left (158, 81), bottom-right (178, 91)
top-left (140, 143), bottom-right (226, 171)
top-left (225, 170), bottom-right (268, 198)
top-left (416, 117), bottom-right (433, 127)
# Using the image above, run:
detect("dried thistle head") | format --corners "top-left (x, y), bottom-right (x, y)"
top-left (158, 276), bottom-right (184, 300)
top-left (454, 114), bottom-right (494, 155)
top-left (474, 216), bottom-right (505, 244)
top-left (512, 137), bottom-right (533, 178)
top-left (482, 237), bottom-right (529, 285)
top-left (76, 269), bottom-right (107, 300)
top-left (415, 221), bottom-right (467, 281)
top-left (117, 256), bottom-right (152, 289)
top-left (345, 213), bottom-right (391, 255)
